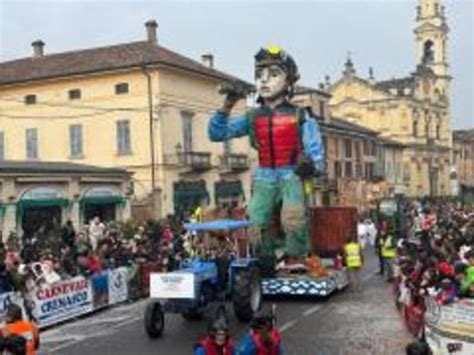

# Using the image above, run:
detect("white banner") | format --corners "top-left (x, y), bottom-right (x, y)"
top-left (108, 267), bottom-right (129, 305)
top-left (425, 297), bottom-right (474, 355)
top-left (30, 276), bottom-right (93, 327)
top-left (150, 273), bottom-right (195, 299)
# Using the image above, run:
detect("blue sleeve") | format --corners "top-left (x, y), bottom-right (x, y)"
top-left (302, 114), bottom-right (325, 174)
top-left (208, 111), bottom-right (249, 142)
top-left (237, 333), bottom-right (256, 355)
top-left (194, 346), bottom-right (206, 355)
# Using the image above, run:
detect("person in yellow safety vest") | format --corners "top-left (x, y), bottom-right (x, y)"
top-left (380, 229), bottom-right (397, 282)
top-left (343, 234), bottom-right (364, 293)
top-left (0, 304), bottom-right (39, 355)
top-left (193, 206), bottom-right (204, 223)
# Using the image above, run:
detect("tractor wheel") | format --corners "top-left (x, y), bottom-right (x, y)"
top-left (233, 267), bottom-right (262, 322)
top-left (144, 301), bottom-right (164, 338)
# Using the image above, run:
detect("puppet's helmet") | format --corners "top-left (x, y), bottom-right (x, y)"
top-left (255, 46), bottom-right (300, 85)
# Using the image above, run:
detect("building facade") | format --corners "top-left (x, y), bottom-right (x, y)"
top-left (293, 87), bottom-right (405, 212)
top-left (453, 129), bottom-right (474, 202)
top-left (0, 21), bottom-right (254, 219)
top-left (0, 161), bottom-right (131, 239)
top-left (328, 0), bottom-right (452, 197)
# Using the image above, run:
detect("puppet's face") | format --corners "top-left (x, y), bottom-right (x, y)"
top-left (255, 64), bottom-right (288, 100)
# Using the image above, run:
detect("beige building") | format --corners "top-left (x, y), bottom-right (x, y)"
top-left (0, 161), bottom-right (131, 239)
top-left (453, 129), bottom-right (474, 202)
top-left (0, 20), bottom-right (253, 220)
top-left (328, 0), bottom-right (452, 197)
top-left (293, 87), bottom-right (405, 212)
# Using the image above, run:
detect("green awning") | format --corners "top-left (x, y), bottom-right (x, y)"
top-left (173, 184), bottom-right (209, 210)
top-left (215, 181), bottom-right (243, 201)
top-left (18, 198), bottom-right (69, 209)
top-left (16, 198), bottom-right (70, 219)
top-left (80, 195), bottom-right (126, 208)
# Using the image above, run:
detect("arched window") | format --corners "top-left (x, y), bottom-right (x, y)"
top-left (413, 120), bottom-right (418, 137)
top-left (425, 121), bottom-right (430, 137)
top-left (423, 40), bottom-right (435, 63)
top-left (436, 123), bottom-right (441, 139)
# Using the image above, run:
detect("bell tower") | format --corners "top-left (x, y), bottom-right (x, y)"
top-left (414, 0), bottom-right (450, 78)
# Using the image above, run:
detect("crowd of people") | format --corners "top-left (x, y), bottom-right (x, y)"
top-left (395, 201), bottom-right (473, 308)
top-left (391, 199), bottom-right (474, 349)
top-left (0, 215), bottom-right (190, 295)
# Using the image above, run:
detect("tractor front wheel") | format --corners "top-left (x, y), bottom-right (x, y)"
top-left (144, 301), bottom-right (164, 338)
top-left (233, 267), bottom-right (262, 322)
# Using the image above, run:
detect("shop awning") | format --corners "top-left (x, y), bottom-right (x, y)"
top-left (80, 195), bottom-right (126, 207)
top-left (214, 181), bottom-right (243, 200)
top-left (173, 182), bottom-right (209, 209)
top-left (16, 198), bottom-right (70, 219)
top-left (0, 203), bottom-right (5, 219)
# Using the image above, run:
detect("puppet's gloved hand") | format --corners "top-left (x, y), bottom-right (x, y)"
top-left (218, 81), bottom-right (252, 106)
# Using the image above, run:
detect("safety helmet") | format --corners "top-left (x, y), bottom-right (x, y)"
top-left (6, 303), bottom-right (23, 323)
top-left (254, 46), bottom-right (300, 85)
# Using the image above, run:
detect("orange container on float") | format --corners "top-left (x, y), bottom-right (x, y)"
top-left (309, 206), bottom-right (357, 257)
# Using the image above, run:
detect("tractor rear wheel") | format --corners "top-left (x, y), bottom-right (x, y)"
top-left (144, 301), bottom-right (164, 338)
top-left (233, 267), bottom-right (262, 322)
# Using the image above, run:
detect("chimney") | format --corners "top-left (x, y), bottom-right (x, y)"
top-left (32, 40), bottom-right (45, 58)
top-left (145, 20), bottom-right (158, 44)
top-left (201, 54), bottom-right (214, 69)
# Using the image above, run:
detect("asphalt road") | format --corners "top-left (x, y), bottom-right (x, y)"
top-left (41, 248), bottom-right (412, 355)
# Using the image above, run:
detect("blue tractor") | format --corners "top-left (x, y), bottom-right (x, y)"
top-left (144, 220), bottom-right (262, 338)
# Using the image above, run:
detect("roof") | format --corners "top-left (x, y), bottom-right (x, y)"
top-left (294, 85), bottom-right (331, 98)
top-left (0, 160), bottom-right (130, 175)
top-left (376, 77), bottom-right (415, 93)
top-left (326, 117), bottom-right (379, 136)
top-left (0, 41), bottom-right (249, 86)
top-left (378, 136), bottom-right (406, 148)
top-left (453, 129), bottom-right (474, 141)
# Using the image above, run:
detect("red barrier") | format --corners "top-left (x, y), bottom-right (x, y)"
top-left (404, 304), bottom-right (425, 338)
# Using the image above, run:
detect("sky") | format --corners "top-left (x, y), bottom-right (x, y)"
top-left (0, 0), bottom-right (472, 129)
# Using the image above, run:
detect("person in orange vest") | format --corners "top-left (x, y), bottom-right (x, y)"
top-left (343, 233), bottom-right (364, 293)
top-left (0, 304), bottom-right (39, 355)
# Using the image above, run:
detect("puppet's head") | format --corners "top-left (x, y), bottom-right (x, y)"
top-left (254, 46), bottom-right (299, 102)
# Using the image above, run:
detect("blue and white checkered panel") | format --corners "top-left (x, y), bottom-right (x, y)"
top-left (261, 278), bottom-right (337, 296)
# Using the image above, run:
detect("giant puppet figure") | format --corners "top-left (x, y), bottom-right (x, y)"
top-left (208, 46), bottom-right (325, 268)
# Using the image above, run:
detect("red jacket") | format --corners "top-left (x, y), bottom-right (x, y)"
top-left (254, 111), bottom-right (301, 168)
top-left (195, 335), bottom-right (235, 355)
top-left (251, 329), bottom-right (282, 355)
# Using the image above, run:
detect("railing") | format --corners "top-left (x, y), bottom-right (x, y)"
top-left (219, 154), bottom-right (250, 172)
top-left (163, 151), bottom-right (212, 171)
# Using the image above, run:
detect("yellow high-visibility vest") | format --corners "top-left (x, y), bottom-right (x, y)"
top-left (344, 242), bottom-right (362, 268)
top-left (381, 236), bottom-right (396, 258)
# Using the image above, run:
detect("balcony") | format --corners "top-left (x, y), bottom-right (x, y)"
top-left (163, 151), bottom-right (212, 172)
top-left (219, 154), bottom-right (250, 172)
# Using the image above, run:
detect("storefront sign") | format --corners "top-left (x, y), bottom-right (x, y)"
top-left (22, 187), bottom-right (62, 200)
top-left (84, 187), bottom-right (118, 197)
top-left (31, 277), bottom-right (93, 327)
top-left (150, 273), bottom-right (195, 299)
top-left (108, 267), bottom-right (128, 305)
